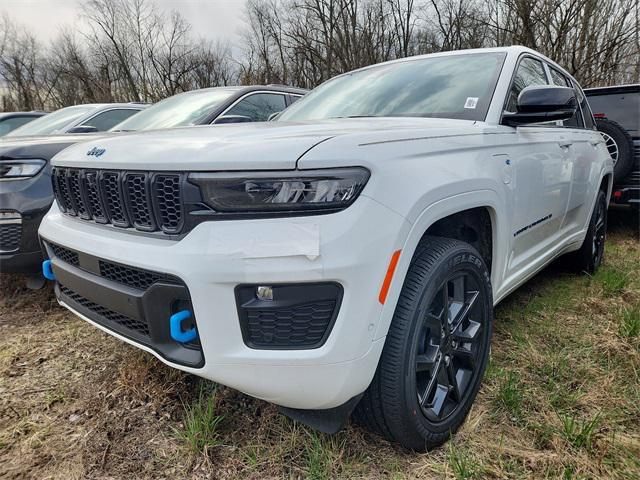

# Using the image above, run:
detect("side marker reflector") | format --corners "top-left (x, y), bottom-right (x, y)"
top-left (379, 250), bottom-right (401, 305)
top-left (42, 260), bottom-right (55, 280)
top-left (170, 310), bottom-right (197, 343)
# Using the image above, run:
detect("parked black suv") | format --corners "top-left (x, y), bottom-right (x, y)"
top-left (585, 84), bottom-right (639, 209)
top-left (0, 85), bottom-right (307, 280)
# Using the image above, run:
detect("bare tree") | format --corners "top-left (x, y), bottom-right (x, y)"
top-left (2, 0), bottom-right (637, 111)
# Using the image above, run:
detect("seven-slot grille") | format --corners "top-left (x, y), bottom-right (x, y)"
top-left (52, 167), bottom-right (183, 234)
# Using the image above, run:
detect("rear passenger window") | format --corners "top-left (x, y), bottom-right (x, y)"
top-left (225, 93), bottom-right (287, 122)
top-left (549, 67), bottom-right (583, 128)
top-left (506, 57), bottom-right (548, 112)
top-left (289, 95), bottom-right (303, 105)
top-left (573, 82), bottom-right (595, 130)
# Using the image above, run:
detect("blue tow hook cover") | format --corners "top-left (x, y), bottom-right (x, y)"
top-left (170, 310), bottom-right (197, 343)
top-left (42, 260), bottom-right (56, 280)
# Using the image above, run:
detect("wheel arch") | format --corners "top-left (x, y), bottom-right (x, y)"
top-left (374, 189), bottom-right (504, 340)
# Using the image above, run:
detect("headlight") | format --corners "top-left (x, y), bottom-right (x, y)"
top-left (0, 160), bottom-right (46, 180)
top-left (189, 167), bottom-right (370, 213)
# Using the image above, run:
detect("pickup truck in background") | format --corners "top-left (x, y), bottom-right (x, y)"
top-left (585, 84), bottom-right (639, 209)
top-left (39, 46), bottom-right (612, 451)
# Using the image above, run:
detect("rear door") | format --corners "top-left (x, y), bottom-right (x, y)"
top-left (546, 65), bottom-right (604, 236)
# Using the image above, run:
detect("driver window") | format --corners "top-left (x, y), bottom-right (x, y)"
top-left (506, 57), bottom-right (548, 112)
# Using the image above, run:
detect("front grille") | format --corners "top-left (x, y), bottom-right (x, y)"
top-left (47, 241), bottom-right (203, 367)
top-left (125, 173), bottom-right (154, 230)
top-left (49, 243), bottom-right (79, 266)
top-left (99, 260), bottom-right (175, 290)
top-left (52, 167), bottom-right (183, 234)
top-left (59, 284), bottom-right (150, 337)
top-left (47, 242), bottom-right (177, 291)
top-left (0, 224), bottom-right (21, 252)
top-left (245, 300), bottom-right (337, 348)
top-left (154, 175), bottom-right (183, 232)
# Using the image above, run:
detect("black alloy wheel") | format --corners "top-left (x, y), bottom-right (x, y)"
top-left (415, 271), bottom-right (485, 423)
top-left (591, 192), bottom-right (607, 269)
top-left (354, 236), bottom-right (493, 451)
top-left (570, 189), bottom-right (608, 274)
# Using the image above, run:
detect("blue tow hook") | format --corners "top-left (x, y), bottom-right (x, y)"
top-left (42, 260), bottom-right (56, 280)
top-left (170, 310), bottom-right (197, 343)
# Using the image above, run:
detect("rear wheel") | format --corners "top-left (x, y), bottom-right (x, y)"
top-left (353, 237), bottom-right (492, 451)
top-left (571, 190), bottom-right (608, 274)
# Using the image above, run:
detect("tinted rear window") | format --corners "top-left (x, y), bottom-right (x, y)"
top-left (586, 91), bottom-right (639, 136)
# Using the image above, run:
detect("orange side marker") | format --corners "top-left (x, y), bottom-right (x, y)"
top-left (379, 249), bottom-right (401, 305)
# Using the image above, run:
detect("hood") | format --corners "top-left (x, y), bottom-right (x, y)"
top-left (51, 118), bottom-right (478, 171)
top-left (0, 133), bottom-right (115, 161)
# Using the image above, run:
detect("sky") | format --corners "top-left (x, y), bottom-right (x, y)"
top-left (0, 0), bottom-right (245, 45)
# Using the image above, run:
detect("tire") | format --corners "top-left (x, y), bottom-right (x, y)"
top-left (353, 236), bottom-right (492, 451)
top-left (571, 190), bottom-right (608, 274)
top-left (595, 118), bottom-right (634, 183)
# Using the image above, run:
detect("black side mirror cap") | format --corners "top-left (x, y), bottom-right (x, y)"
top-left (502, 85), bottom-right (577, 127)
top-left (68, 125), bottom-right (99, 134)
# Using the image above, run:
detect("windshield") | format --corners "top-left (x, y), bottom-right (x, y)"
top-left (110, 88), bottom-right (239, 132)
top-left (278, 52), bottom-right (506, 122)
top-left (6, 105), bottom-right (96, 137)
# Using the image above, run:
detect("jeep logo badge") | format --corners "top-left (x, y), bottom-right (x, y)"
top-left (87, 147), bottom-right (106, 157)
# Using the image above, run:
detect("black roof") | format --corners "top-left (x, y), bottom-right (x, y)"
top-left (584, 84), bottom-right (640, 96)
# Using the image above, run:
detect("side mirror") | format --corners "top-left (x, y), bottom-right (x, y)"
top-left (268, 111), bottom-right (281, 121)
top-left (68, 125), bottom-right (98, 134)
top-left (213, 115), bottom-right (253, 125)
top-left (502, 85), bottom-right (577, 127)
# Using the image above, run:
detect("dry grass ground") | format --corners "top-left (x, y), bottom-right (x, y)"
top-left (1, 208), bottom-right (638, 479)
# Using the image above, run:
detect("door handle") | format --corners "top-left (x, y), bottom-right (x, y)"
top-left (558, 141), bottom-right (573, 149)
top-left (590, 139), bottom-right (603, 146)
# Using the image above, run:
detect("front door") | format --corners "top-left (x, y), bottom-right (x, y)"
top-left (502, 56), bottom-right (572, 279)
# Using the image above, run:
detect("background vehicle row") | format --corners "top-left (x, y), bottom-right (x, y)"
top-left (0, 85), bottom-right (307, 280)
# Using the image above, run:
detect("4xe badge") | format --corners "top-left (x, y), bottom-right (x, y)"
top-left (87, 147), bottom-right (106, 157)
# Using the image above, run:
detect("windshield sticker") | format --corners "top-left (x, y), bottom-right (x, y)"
top-left (464, 97), bottom-right (479, 109)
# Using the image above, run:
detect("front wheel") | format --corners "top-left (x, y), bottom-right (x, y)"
top-left (354, 236), bottom-right (493, 451)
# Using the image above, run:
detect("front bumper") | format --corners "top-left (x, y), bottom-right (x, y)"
top-left (39, 197), bottom-right (409, 409)
top-left (0, 170), bottom-right (53, 273)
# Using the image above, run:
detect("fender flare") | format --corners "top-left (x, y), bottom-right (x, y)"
top-left (373, 189), bottom-right (504, 340)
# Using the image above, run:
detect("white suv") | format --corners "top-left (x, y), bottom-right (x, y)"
top-left (39, 46), bottom-right (612, 450)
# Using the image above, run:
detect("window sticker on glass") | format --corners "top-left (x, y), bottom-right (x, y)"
top-left (464, 97), bottom-right (479, 109)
